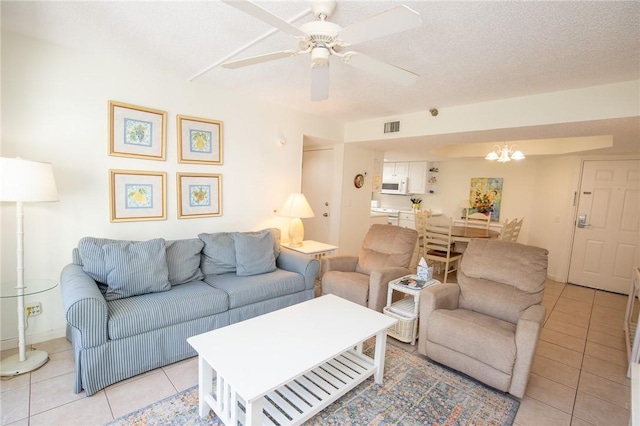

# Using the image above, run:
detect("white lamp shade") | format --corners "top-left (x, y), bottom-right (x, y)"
top-left (0, 157), bottom-right (59, 202)
top-left (278, 193), bottom-right (315, 219)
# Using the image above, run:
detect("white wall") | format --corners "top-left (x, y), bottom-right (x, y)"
top-left (529, 156), bottom-right (583, 281)
top-left (337, 145), bottom-right (376, 255)
top-left (344, 80), bottom-right (640, 143)
top-left (0, 32), bottom-right (343, 348)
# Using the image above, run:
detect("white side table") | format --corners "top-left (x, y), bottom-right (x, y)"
top-left (281, 240), bottom-right (338, 297)
top-left (281, 240), bottom-right (338, 260)
top-left (383, 276), bottom-right (439, 345)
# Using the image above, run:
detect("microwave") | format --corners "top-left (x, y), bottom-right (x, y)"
top-left (380, 176), bottom-right (409, 195)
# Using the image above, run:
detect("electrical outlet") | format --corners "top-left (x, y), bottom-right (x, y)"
top-left (26, 302), bottom-right (42, 316)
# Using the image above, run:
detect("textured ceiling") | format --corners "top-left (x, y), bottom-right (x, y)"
top-left (2, 0), bottom-right (639, 156)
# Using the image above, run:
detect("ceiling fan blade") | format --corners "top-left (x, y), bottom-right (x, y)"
top-left (310, 64), bottom-right (329, 102)
top-left (222, 50), bottom-right (298, 69)
top-left (342, 52), bottom-right (419, 86)
top-left (221, 0), bottom-right (305, 37)
top-left (338, 5), bottom-right (422, 46)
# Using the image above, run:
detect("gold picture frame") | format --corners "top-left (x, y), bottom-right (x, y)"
top-left (109, 101), bottom-right (167, 161)
top-left (109, 169), bottom-right (167, 222)
top-left (177, 173), bottom-right (222, 219)
top-left (177, 115), bottom-right (223, 164)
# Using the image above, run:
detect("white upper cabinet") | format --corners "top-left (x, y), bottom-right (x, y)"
top-left (407, 161), bottom-right (428, 194)
top-left (382, 162), bottom-right (409, 179)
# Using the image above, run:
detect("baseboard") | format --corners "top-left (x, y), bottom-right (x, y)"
top-left (1, 328), bottom-right (67, 351)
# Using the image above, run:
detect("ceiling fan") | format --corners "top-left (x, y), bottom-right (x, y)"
top-left (212, 0), bottom-right (422, 102)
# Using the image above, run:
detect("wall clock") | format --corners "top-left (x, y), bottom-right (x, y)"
top-left (354, 173), bottom-right (365, 188)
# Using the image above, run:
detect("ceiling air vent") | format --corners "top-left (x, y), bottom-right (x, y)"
top-left (383, 121), bottom-right (400, 134)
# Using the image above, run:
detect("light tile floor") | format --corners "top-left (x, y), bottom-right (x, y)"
top-left (0, 279), bottom-right (632, 425)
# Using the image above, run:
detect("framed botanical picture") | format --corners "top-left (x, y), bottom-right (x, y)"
top-left (177, 173), bottom-right (222, 219)
top-left (109, 101), bottom-right (167, 161)
top-left (109, 169), bottom-right (167, 222)
top-left (177, 115), bottom-right (223, 164)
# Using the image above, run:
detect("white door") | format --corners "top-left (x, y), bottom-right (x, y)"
top-left (302, 149), bottom-right (333, 242)
top-left (568, 159), bottom-right (640, 294)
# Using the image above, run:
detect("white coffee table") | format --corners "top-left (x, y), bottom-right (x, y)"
top-left (187, 294), bottom-right (397, 425)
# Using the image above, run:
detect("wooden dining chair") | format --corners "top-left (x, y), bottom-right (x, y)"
top-left (501, 217), bottom-right (524, 242)
top-left (465, 212), bottom-right (491, 229)
top-left (500, 218), bottom-right (517, 241)
top-left (413, 209), bottom-right (432, 261)
top-left (424, 219), bottom-right (462, 283)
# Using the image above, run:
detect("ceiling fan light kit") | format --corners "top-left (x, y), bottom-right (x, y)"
top-left (215, 0), bottom-right (422, 101)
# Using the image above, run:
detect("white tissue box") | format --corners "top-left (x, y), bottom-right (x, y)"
top-left (417, 264), bottom-right (433, 281)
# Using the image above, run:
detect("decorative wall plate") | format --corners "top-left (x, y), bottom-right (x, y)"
top-left (354, 173), bottom-right (365, 188)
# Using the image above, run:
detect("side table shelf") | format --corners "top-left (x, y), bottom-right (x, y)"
top-left (383, 276), bottom-right (439, 346)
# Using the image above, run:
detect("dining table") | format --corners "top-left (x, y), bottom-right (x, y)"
top-left (449, 226), bottom-right (500, 243)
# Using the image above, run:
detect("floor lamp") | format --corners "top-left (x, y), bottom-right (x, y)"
top-left (0, 157), bottom-right (59, 375)
top-left (278, 193), bottom-right (315, 247)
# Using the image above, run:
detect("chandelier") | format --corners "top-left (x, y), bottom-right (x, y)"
top-left (485, 143), bottom-right (525, 163)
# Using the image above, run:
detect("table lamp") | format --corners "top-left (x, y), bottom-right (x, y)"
top-left (278, 193), bottom-right (315, 247)
top-left (0, 157), bottom-right (59, 375)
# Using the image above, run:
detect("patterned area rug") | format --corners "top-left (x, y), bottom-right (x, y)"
top-left (107, 344), bottom-right (519, 425)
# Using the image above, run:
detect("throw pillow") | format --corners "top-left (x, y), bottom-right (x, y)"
top-left (233, 230), bottom-right (276, 276)
top-left (198, 232), bottom-right (237, 275)
top-left (103, 238), bottom-right (170, 301)
top-left (267, 227), bottom-right (281, 259)
top-left (78, 237), bottom-right (130, 284)
top-left (166, 239), bottom-right (205, 285)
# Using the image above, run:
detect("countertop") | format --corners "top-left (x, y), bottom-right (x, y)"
top-left (370, 209), bottom-right (443, 218)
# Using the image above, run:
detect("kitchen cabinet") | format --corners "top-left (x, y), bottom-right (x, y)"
top-left (407, 161), bottom-right (428, 194)
top-left (383, 162), bottom-right (409, 179)
top-left (398, 211), bottom-right (416, 229)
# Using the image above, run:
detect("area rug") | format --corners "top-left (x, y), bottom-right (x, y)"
top-left (107, 344), bottom-right (519, 425)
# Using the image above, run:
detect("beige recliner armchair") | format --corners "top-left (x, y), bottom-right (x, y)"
top-left (321, 224), bottom-right (418, 312)
top-left (418, 239), bottom-right (548, 398)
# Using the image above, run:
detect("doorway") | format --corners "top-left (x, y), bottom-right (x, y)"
top-left (302, 148), bottom-right (334, 243)
top-left (568, 159), bottom-right (640, 294)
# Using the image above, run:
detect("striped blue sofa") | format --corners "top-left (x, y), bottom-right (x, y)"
top-left (60, 230), bottom-right (319, 396)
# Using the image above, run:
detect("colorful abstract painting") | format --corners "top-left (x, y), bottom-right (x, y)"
top-left (469, 177), bottom-right (503, 221)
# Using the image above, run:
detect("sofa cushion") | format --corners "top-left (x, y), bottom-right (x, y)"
top-left (199, 229), bottom-right (282, 276)
top-left (103, 239), bottom-right (171, 301)
top-left (78, 236), bottom-right (204, 289)
top-left (204, 268), bottom-right (305, 309)
top-left (166, 239), bottom-right (205, 285)
top-left (107, 280), bottom-right (229, 339)
top-left (234, 230), bottom-right (276, 276)
top-left (199, 232), bottom-right (237, 275)
top-left (78, 237), bottom-right (128, 284)
top-left (427, 308), bottom-right (516, 374)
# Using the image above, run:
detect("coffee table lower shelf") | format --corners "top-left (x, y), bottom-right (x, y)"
top-left (205, 349), bottom-right (375, 425)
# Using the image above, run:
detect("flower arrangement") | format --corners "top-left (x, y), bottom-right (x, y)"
top-left (410, 197), bottom-right (422, 210)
